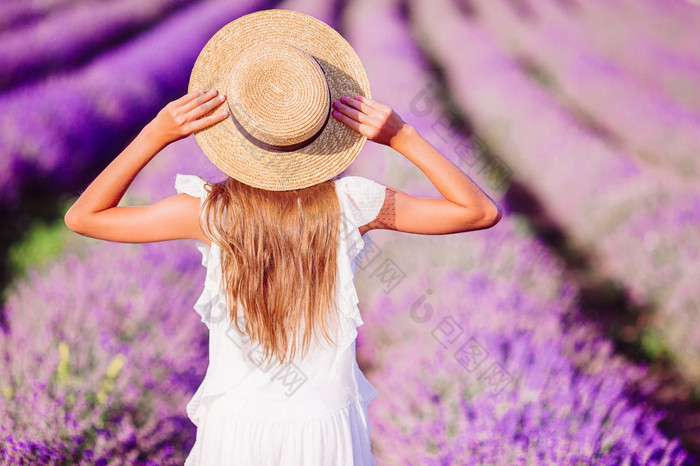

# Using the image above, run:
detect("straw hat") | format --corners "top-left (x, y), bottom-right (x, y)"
top-left (188, 8), bottom-right (371, 191)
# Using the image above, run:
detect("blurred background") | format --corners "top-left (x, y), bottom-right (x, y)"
top-left (1, 0), bottom-right (698, 463)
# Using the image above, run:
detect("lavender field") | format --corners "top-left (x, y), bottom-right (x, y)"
top-left (1, 0), bottom-right (698, 464)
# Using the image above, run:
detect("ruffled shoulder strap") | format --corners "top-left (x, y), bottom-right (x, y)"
top-left (175, 174), bottom-right (212, 265)
top-left (331, 175), bottom-right (386, 372)
top-left (334, 174), bottom-right (386, 229)
top-left (334, 175), bottom-right (386, 272)
top-left (175, 173), bottom-right (208, 200)
top-left (175, 174), bottom-right (225, 330)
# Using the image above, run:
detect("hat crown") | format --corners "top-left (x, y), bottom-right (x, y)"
top-left (189, 8), bottom-right (371, 190)
top-left (226, 40), bottom-right (331, 148)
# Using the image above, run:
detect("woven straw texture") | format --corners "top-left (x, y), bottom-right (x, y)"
top-left (188, 9), bottom-right (372, 191)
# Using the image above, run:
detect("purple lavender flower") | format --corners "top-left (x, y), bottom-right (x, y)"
top-left (468, 0), bottom-right (700, 182)
top-left (407, 0), bottom-right (700, 388)
top-left (0, 0), bottom-right (196, 91)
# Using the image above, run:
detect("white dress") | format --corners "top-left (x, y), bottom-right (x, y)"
top-left (175, 173), bottom-right (387, 466)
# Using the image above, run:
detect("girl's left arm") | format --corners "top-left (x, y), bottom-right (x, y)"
top-left (64, 89), bottom-right (228, 245)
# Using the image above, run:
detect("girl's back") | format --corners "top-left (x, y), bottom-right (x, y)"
top-left (178, 173), bottom-right (386, 465)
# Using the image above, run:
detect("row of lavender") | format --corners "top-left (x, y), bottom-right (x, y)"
top-left (364, 269), bottom-right (686, 463)
top-left (408, 0), bottom-right (700, 389)
top-left (0, 135), bottom-right (228, 463)
top-left (470, 0), bottom-right (700, 185)
top-left (343, 0), bottom-right (690, 462)
top-left (1, 237), bottom-right (207, 463)
top-left (0, 0), bottom-right (196, 91)
top-left (0, 0), bottom-right (93, 33)
top-left (0, 0), bottom-right (693, 463)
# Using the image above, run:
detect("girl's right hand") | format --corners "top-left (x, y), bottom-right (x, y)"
top-left (332, 95), bottom-right (411, 148)
top-left (149, 89), bottom-right (229, 146)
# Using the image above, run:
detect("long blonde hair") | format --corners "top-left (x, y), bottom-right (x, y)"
top-left (200, 176), bottom-right (341, 367)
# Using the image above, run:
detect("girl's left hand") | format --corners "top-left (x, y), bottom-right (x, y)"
top-left (149, 89), bottom-right (229, 146)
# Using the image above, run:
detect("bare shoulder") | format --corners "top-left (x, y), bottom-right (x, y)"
top-left (165, 193), bottom-right (211, 246)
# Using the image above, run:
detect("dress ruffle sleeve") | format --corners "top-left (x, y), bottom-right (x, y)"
top-left (331, 175), bottom-right (386, 372)
top-left (175, 174), bottom-right (209, 263)
top-left (175, 174), bottom-right (226, 331)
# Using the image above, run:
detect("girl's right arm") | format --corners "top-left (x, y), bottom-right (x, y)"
top-left (332, 95), bottom-right (502, 235)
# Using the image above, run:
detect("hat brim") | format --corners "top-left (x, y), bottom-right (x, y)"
top-left (188, 9), bottom-right (371, 191)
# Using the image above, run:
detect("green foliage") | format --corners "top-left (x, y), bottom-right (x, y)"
top-left (639, 328), bottom-right (671, 362)
top-left (8, 200), bottom-right (74, 277)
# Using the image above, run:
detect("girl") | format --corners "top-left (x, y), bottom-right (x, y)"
top-left (64, 89), bottom-right (501, 465)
